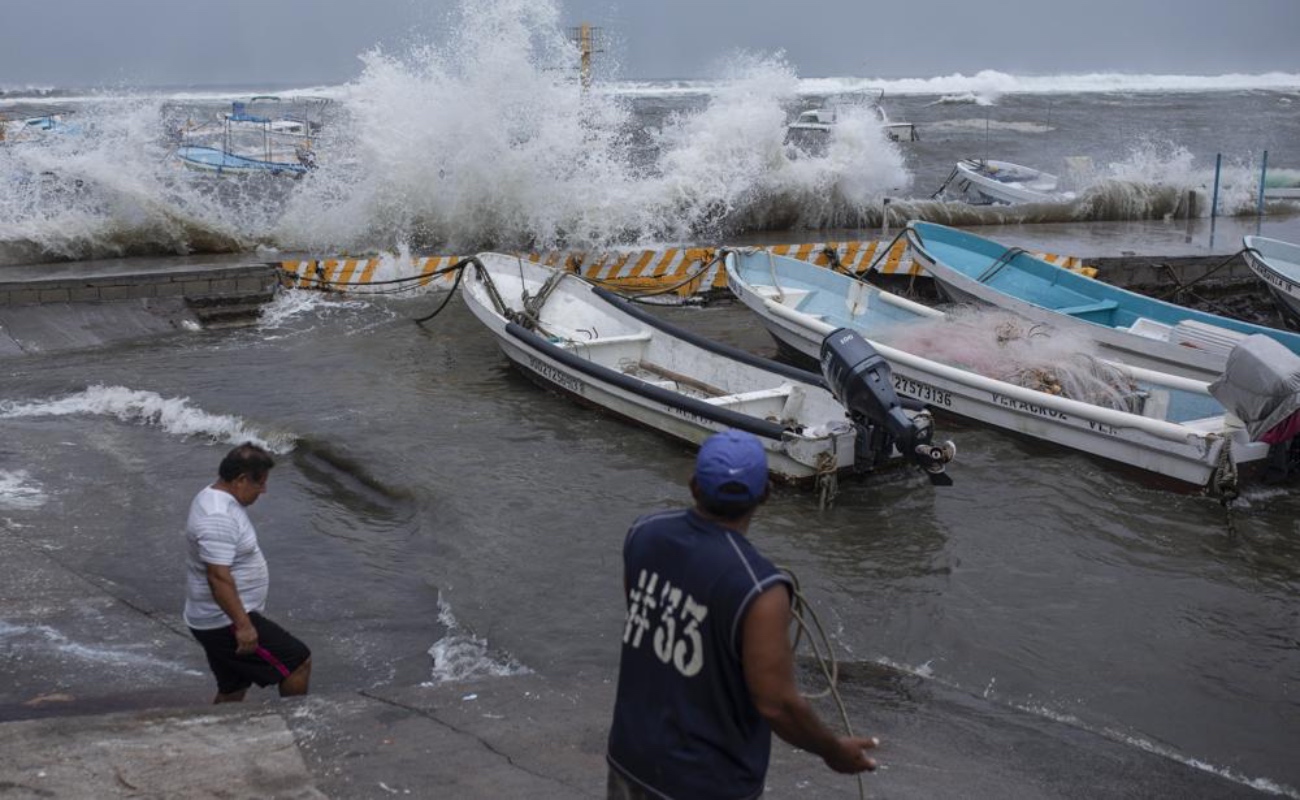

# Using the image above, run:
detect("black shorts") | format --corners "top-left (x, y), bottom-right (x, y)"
top-left (190, 611), bottom-right (311, 695)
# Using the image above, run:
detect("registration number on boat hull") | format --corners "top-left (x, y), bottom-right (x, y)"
top-left (892, 375), bottom-right (952, 407)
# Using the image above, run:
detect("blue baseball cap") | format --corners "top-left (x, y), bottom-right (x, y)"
top-left (694, 429), bottom-right (769, 503)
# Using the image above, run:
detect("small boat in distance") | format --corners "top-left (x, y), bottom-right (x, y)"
top-left (173, 145), bottom-right (311, 177)
top-left (785, 92), bottom-right (918, 149)
top-left (940, 158), bottom-right (1073, 205)
top-left (907, 221), bottom-right (1300, 383)
top-left (1243, 235), bottom-right (1300, 328)
top-left (458, 253), bottom-right (954, 489)
top-left (171, 98), bottom-right (322, 177)
top-left (723, 248), bottom-right (1284, 491)
top-left (0, 110), bottom-right (81, 143)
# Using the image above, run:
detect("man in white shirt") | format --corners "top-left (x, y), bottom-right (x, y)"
top-left (184, 443), bottom-right (311, 703)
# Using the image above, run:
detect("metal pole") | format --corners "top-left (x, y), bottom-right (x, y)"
top-left (580, 23), bottom-right (592, 91)
top-left (1211, 153), bottom-right (1222, 220)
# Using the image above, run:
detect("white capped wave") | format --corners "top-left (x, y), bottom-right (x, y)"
top-left (927, 92), bottom-right (997, 107)
top-left (795, 70), bottom-right (1300, 99)
top-left (7, 69), bottom-right (1298, 107)
top-left (258, 288), bottom-right (379, 330)
top-left (0, 385), bottom-right (295, 453)
top-left (422, 592), bottom-right (530, 686)
top-left (0, 469), bottom-right (48, 510)
top-left (926, 119), bottom-right (1054, 134)
top-left (600, 70), bottom-right (1300, 101)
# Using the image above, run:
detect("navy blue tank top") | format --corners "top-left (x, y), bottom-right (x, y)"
top-left (607, 508), bottom-right (792, 799)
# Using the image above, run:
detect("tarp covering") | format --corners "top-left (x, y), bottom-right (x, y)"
top-left (1209, 334), bottom-right (1300, 441)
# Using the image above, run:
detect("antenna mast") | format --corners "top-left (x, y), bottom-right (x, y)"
top-left (567, 23), bottom-right (604, 90)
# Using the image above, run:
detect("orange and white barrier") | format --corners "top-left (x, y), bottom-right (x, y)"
top-left (278, 241), bottom-right (1094, 296)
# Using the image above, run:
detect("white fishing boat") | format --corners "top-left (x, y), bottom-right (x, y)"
top-left (723, 248), bottom-right (1297, 491)
top-left (906, 221), bottom-right (1300, 383)
top-left (459, 253), bottom-right (955, 488)
top-left (785, 94), bottom-right (918, 150)
top-left (945, 158), bottom-right (1073, 205)
top-left (1243, 235), bottom-right (1300, 327)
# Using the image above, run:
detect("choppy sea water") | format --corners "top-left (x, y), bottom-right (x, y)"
top-left (3, 0), bottom-right (1300, 795)
top-left (1, 286), bottom-right (1298, 795)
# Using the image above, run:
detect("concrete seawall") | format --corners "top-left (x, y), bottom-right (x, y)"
top-left (0, 258), bottom-right (280, 354)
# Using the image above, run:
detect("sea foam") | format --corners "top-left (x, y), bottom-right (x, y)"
top-left (0, 469), bottom-right (48, 510)
top-left (422, 593), bottom-right (531, 686)
top-left (0, 385), bottom-right (295, 453)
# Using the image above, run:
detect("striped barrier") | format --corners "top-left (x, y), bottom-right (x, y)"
top-left (278, 241), bottom-right (1095, 297)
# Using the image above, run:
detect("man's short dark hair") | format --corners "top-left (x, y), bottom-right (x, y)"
top-left (696, 481), bottom-right (763, 521)
top-left (218, 443), bottom-right (275, 483)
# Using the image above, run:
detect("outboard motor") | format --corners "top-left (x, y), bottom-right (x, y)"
top-left (820, 328), bottom-right (956, 486)
top-left (1209, 334), bottom-right (1300, 485)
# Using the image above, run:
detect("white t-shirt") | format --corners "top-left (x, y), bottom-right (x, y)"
top-left (183, 485), bottom-right (270, 630)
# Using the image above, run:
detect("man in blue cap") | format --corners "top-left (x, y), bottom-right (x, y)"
top-left (607, 428), bottom-right (879, 799)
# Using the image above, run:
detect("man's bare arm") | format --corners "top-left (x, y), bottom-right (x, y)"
top-left (741, 584), bottom-right (879, 774)
top-left (205, 563), bottom-right (258, 655)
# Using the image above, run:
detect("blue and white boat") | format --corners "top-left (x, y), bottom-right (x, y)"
top-left (458, 253), bottom-right (954, 489)
top-left (723, 247), bottom-right (1288, 490)
top-left (1243, 235), bottom-right (1300, 328)
top-left (906, 221), bottom-right (1300, 382)
top-left (173, 100), bottom-right (316, 177)
top-left (1, 112), bottom-right (81, 143)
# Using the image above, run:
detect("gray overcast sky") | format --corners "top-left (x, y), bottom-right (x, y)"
top-left (2, 0), bottom-right (1298, 88)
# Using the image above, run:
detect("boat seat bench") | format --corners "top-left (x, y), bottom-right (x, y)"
top-left (1055, 299), bottom-right (1118, 317)
top-left (754, 285), bottom-right (813, 310)
top-left (563, 331), bottom-right (653, 363)
top-left (703, 386), bottom-right (799, 420)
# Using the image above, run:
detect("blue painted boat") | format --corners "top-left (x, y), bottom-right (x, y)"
top-left (723, 247), bottom-right (1292, 489)
top-left (172, 100), bottom-right (319, 177)
top-left (906, 221), bottom-right (1300, 382)
top-left (1, 113), bottom-right (81, 142)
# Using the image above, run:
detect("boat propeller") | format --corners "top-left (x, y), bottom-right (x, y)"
top-left (819, 328), bottom-right (957, 486)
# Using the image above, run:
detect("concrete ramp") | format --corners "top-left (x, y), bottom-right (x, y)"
top-left (0, 258), bottom-right (279, 355)
top-left (0, 299), bottom-right (199, 355)
top-left (0, 707), bottom-right (325, 799)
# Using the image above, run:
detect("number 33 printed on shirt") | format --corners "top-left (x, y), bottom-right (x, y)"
top-left (624, 569), bottom-right (709, 677)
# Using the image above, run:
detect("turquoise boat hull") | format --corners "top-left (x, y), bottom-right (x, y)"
top-left (906, 221), bottom-right (1300, 382)
top-left (175, 145), bottom-right (307, 177)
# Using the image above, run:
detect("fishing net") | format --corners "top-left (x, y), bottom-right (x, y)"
top-left (879, 307), bottom-right (1144, 411)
